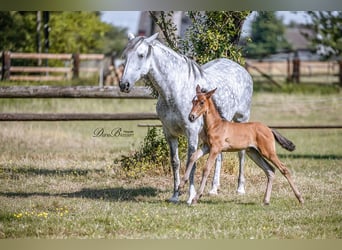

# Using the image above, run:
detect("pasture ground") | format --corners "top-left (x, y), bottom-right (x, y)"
top-left (0, 91), bottom-right (341, 239)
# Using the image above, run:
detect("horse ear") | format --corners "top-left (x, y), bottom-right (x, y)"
top-left (205, 88), bottom-right (217, 99)
top-left (145, 33), bottom-right (159, 44)
top-left (128, 33), bottom-right (135, 41)
top-left (196, 85), bottom-right (201, 93)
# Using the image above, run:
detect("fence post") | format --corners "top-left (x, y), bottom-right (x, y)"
top-left (339, 60), bottom-right (342, 87)
top-left (286, 57), bottom-right (291, 83)
top-left (72, 53), bottom-right (80, 79)
top-left (1, 51), bottom-right (11, 81)
top-left (292, 57), bottom-right (300, 83)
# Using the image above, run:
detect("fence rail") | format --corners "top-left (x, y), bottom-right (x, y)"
top-left (0, 113), bottom-right (159, 121)
top-left (245, 59), bottom-right (342, 85)
top-left (0, 86), bottom-right (153, 99)
top-left (137, 124), bottom-right (342, 129)
top-left (1, 51), bottom-right (104, 83)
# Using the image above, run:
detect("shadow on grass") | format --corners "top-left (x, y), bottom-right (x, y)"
top-left (0, 187), bottom-right (160, 202)
top-left (60, 187), bottom-right (159, 201)
top-left (278, 154), bottom-right (342, 160)
top-left (192, 197), bottom-right (258, 206)
top-left (0, 167), bottom-right (105, 177)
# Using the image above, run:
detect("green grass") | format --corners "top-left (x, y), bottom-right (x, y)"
top-left (0, 91), bottom-right (341, 239)
top-left (253, 81), bottom-right (340, 95)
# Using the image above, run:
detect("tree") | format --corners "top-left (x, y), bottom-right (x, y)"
top-left (0, 11), bottom-right (36, 52)
top-left (306, 11), bottom-right (342, 59)
top-left (244, 11), bottom-right (291, 58)
top-left (49, 12), bottom-right (126, 54)
top-left (149, 11), bottom-right (251, 65)
top-left (184, 11), bottom-right (251, 65)
top-left (0, 11), bottom-right (127, 54)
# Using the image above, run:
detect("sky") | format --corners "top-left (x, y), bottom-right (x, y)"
top-left (101, 11), bottom-right (312, 35)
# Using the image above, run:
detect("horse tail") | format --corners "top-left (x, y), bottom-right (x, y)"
top-left (272, 129), bottom-right (296, 152)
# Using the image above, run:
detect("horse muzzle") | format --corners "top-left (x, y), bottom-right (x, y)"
top-left (188, 114), bottom-right (196, 122)
top-left (119, 81), bottom-right (131, 93)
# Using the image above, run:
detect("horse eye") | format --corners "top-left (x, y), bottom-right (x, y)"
top-left (138, 54), bottom-right (144, 58)
top-left (200, 100), bottom-right (204, 105)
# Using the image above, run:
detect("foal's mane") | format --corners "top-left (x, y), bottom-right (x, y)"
top-left (199, 88), bottom-right (225, 120)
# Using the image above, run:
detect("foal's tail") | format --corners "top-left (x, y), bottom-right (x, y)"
top-left (272, 129), bottom-right (296, 152)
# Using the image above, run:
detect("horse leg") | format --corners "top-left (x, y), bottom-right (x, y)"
top-left (268, 154), bottom-right (304, 204)
top-left (246, 148), bottom-right (275, 205)
top-left (237, 150), bottom-right (246, 194)
top-left (208, 153), bottom-right (222, 195)
top-left (179, 144), bottom-right (209, 192)
top-left (185, 135), bottom-right (201, 205)
top-left (192, 150), bottom-right (219, 204)
top-left (167, 136), bottom-right (180, 203)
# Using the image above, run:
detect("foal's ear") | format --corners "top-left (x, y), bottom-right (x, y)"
top-left (205, 88), bottom-right (217, 99)
top-left (196, 84), bottom-right (202, 93)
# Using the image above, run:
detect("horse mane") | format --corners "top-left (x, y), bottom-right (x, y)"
top-left (155, 41), bottom-right (204, 79)
top-left (123, 36), bottom-right (204, 80)
top-left (121, 36), bottom-right (145, 57)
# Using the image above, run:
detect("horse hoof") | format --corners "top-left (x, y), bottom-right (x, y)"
top-left (208, 189), bottom-right (218, 196)
top-left (168, 196), bottom-right (179, 204)
top-left (237, 187), bottom-right (246, 195)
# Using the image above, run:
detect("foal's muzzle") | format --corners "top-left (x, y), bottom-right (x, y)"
top-left (119, 81), bottom-right (130, 93)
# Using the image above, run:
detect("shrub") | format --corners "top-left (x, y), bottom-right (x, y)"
top-left (117, 127), bottom-right (187, 178)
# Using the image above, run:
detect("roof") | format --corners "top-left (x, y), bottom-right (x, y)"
top-left (285, 27), bottom-right (315, 50)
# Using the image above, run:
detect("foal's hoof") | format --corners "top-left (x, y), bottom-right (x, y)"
top-left (191, 199), bottom-right (198, 205)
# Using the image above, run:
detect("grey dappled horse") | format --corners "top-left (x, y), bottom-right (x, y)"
top-left (120, 33), bottom-right (253, 204)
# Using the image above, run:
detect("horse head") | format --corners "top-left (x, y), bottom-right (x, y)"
top-left (119, 32), bottom-right (159, 93)
top-left (189, 85), bottom-right (217, 122)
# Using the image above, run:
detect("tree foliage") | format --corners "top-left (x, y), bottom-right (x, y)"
top-left (184, 11), bottom-right (250, 65)
top-left (149, 11), bottom-right (251, 65)
top-left (0, 12), bottom-right (37, 52)
top-left (244, 11), bottom-right (291, 58)
top-left (306, 11), bottom-right (342, 59)
top-left (0, 11), bottom-right (127, 54)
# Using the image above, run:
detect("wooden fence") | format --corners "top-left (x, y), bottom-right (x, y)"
top-left (1, 51), bottom-right (104, 84)
top-left (0, 86), bottom-right (340, 129)
top-left (0, 86), bottom-right (156, 121)
top-left (2, 52), bottom-right (342, 86)
top-left (246, 59), bottom-right (342, 85)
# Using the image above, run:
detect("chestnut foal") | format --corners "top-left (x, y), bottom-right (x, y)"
top-left (178, 85), bottom-right (304, 205)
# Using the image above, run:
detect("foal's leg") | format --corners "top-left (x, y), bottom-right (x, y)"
top-left (246, 148), bottom-right (275, 205)
top-left (209, 153), bottom-right (222, 195)
top-left (192, 150), bottom-right (219, 204)
top-left (237, 150), bottom-right (246, 194)
top-left (179, 145), bottom-right (209, 204)
top-left (268, 154), bottom-right (304, 204)
top-left (179, 144), bottom-right (209, 189)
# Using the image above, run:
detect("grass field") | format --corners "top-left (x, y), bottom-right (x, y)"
top-left (0, 90), bottom-right (341, 239)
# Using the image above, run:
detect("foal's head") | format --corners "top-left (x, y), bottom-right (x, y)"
top-left (189, 85), bottom-right (217, 122)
